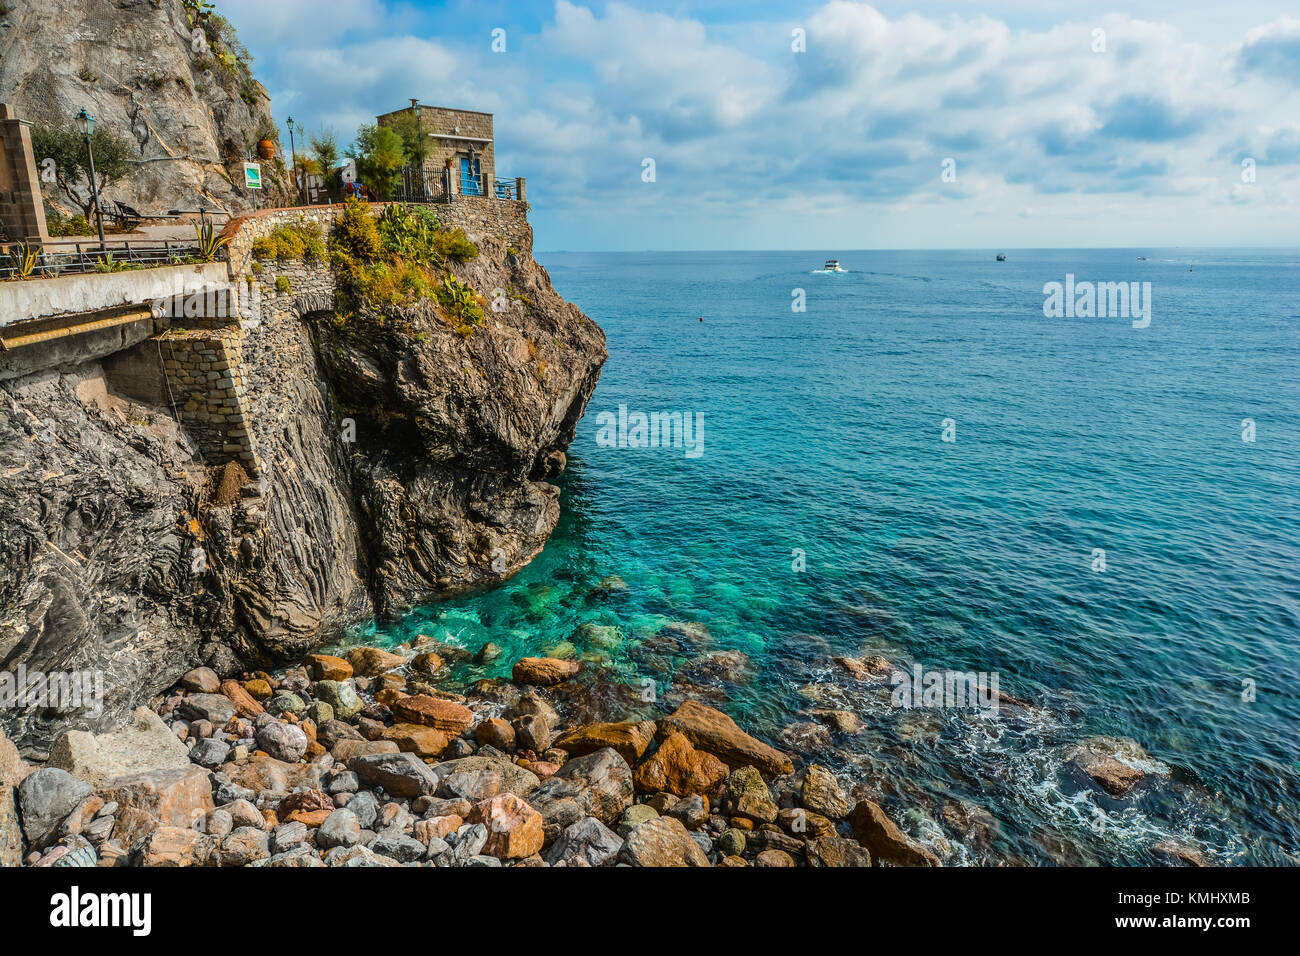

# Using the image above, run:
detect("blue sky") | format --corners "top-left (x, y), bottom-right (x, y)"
top-left (218, 0), bottom-right (1300, 250)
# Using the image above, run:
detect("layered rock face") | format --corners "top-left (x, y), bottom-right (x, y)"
top-left (0, 0), bottom-right (288, 214)
top-left (0, 233), bottom-right (606, 754)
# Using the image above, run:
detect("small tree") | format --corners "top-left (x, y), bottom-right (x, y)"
top-left (385, 111), bottom-right (428, 168)
top-left (310, 128), bottom-right (340, 200)
top-left (30, 123), bottom-right (134, 221)
top-left (352, 123), bottom-right (408, 200)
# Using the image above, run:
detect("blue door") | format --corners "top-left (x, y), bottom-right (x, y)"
top-left (460, 157), bottom-right (482, 196)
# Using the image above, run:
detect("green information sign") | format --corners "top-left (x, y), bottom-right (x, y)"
top-left (244, 162), bottom-right (262, 190)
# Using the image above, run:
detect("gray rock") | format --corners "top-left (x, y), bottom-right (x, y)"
top-left (270, 821), bottom-right (310, 854)
top-left (327, 771), bottom-right (360, 794)
top-left (619, 816), bottom-right (710, 867)
top-left (47, 708), bottom-right (194, 787)
top-left (214, 782), bottom-right (256, 805)
top-left (314, 681), bottom-right (363, 721)
top-left (449, 822), bottom-right (488, 863)
top-left (545, 816), bottom-right (624, 867)
top-left (347, 791), bottom-right (378, 830)
top-left (18, 768), bottom-right (92, 849)
top-left (254, 721), bottom-right (308, 763)
top-left (425, 836), bottom-right (452, 864)
top-left (220, 798), bottom-right (264, 829)
top-left (217, 827), bottom-right (270, 866)
top-left (371, 829), bottom-right (427, 863)
top-left (189, 738), bottom-right (231, 769)
top-left (467, 854), bottom-right (502, 867)
top-left (349, 753), bottom-right (439, 798)
top-left (429, 755), bottom-right (539, 798)
top-left (526, 747), bottom-right (634, 839)
top-left (180, 668), bottom-right (221, 693)
top-left (179, 694), bottom-right (237, 725)
top-left (316, 808), bottom-right (361, 849)
top-left (441, 769), bottom-right (500, 801)
top-left (266, 693), bottom-right (306, 717)
top-left (266, 843), bottom-right (325, 867)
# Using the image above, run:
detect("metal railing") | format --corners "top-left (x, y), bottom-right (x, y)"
top-left (1, 239), bottom-right (209, 281)
top-left (458, 172), bottom-right (485, 197)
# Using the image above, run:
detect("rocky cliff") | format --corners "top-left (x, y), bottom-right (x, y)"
top-left (0, 0), bottom-right (289, 215)
top-left (0, 223), bottom-right (606, 756)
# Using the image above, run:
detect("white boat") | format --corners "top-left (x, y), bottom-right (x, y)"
top-left (823, 259), bottom-right (844, 271)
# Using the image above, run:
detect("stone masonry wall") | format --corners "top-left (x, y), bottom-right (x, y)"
top-left (209, 197), bottom-right (530, 472)
top-left (157, 326), bottom-right (261, 476)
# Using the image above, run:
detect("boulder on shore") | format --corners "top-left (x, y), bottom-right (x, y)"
top-left (512, 657), bottom-right (581, 686)
top-left (848, 799), bottom-right (940, 867)
top-left (47, 707), bottom-right (192, 788)
top-left (656, 701), bottom-right (794, 777)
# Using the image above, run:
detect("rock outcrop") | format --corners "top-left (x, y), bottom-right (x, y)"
top-left (0, 0), bottom-right (290, 216)
top-left (0, 225), bottom-right (606, 753)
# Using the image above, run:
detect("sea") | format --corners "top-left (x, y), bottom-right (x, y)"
top-left (346, 248), bottom-right (1300, 865)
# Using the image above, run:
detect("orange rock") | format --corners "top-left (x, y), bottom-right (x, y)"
top-left (391, 695), bottom-right (473, 735)
top-left (375, 688), bottom-right (410, 706)
top-left (345, 646), bottom-right (408, 677)
top-left (414, 814), bottom-right (462, 842)
top-left (657, 701), bottom-right (793, 777)
top-left (633, 731), bottom-right (728, 797)
top-left (219, 680), bottom-right (264, 718)
top-left (244, 679), bottom-right (273, 700)
top-left (306, 654), bottom-right (353, 681)
top-left (524, 760), bottom-right (560, 781)
top-left (468, 793), bottom-right (544, 859)
top-left (511, 657), bottom-right (581, 686)
top-left (285, 808), bottom-right (333, 827)
top-left (381, 722), bottom-right (450, 758)
top-left (554, 721), bottom-right (656, 764)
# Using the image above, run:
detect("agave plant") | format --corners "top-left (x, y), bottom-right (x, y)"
top-left (195, 220), bottom-right (230, 262)
top-left (6, 241), bottom-right (40, 279)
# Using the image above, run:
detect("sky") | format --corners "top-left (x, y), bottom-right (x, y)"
top-left (217, 0), bottom-right (1300, 250)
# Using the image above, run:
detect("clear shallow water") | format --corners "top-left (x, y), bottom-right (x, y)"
top-left (349, 248), bottom-right (1300, 865)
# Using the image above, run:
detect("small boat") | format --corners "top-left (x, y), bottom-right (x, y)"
top-left (823, 259), bottom-right (844, 272)
top-left (995, 254), bottom-right (1006, 261)
top-left (1137, 256), bottom-right (1146, 260)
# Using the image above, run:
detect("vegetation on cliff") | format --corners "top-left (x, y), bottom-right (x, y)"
top-left (327, 199), bottom-right (484, 331)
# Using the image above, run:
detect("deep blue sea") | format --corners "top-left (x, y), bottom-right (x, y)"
top-left (352, 248), bottom-right (1300, 865)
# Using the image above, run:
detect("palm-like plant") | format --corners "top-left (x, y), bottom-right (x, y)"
top-left (7, 241), bottom-right (40, 279)
top-left (195, 220), bottom-right (230, 262)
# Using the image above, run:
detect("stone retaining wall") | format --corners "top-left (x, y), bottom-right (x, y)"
top-left (157, 326), bottom-right (261, 475)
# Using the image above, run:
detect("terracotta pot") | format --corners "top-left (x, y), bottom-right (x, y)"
top-left (257, 139), bottom-right (275, 160)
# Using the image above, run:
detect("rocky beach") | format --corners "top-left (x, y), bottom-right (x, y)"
top-left (2, 638), bottom-right (948, 868)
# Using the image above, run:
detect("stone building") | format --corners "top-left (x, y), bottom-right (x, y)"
top-left (376, 101), bottom-right (524, 203)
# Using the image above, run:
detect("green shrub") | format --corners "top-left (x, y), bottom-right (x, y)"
top-left (377, 204), bottom-right (441, 264)
top-left (433, 227), bottom-right (478, 263)
top-left (45, 211), bottom-right (93, 237)
top-left (437, 275), bottom-right (485, 335)
top-left (251, 222), bottom-right (325, 261)
top-left (275, 275), bottom-right (291, 293)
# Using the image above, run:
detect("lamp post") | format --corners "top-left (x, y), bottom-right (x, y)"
top-left (287, 116), bottom-right (302, 205)
top-left (413, 100), bottom-right (425, 198)
top-left (75, 108), bottom-right (107, 249)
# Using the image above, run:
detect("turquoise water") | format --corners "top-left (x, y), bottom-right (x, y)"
top-left (352, 249), bottom-right (1300, 865)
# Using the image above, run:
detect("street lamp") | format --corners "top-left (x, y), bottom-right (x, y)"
top-left (286, 116), bottom-right (302, 205)
top-left (413, 100), bottom-right (425, 198)
top-left (75, 108), bottom-right (107, 248)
